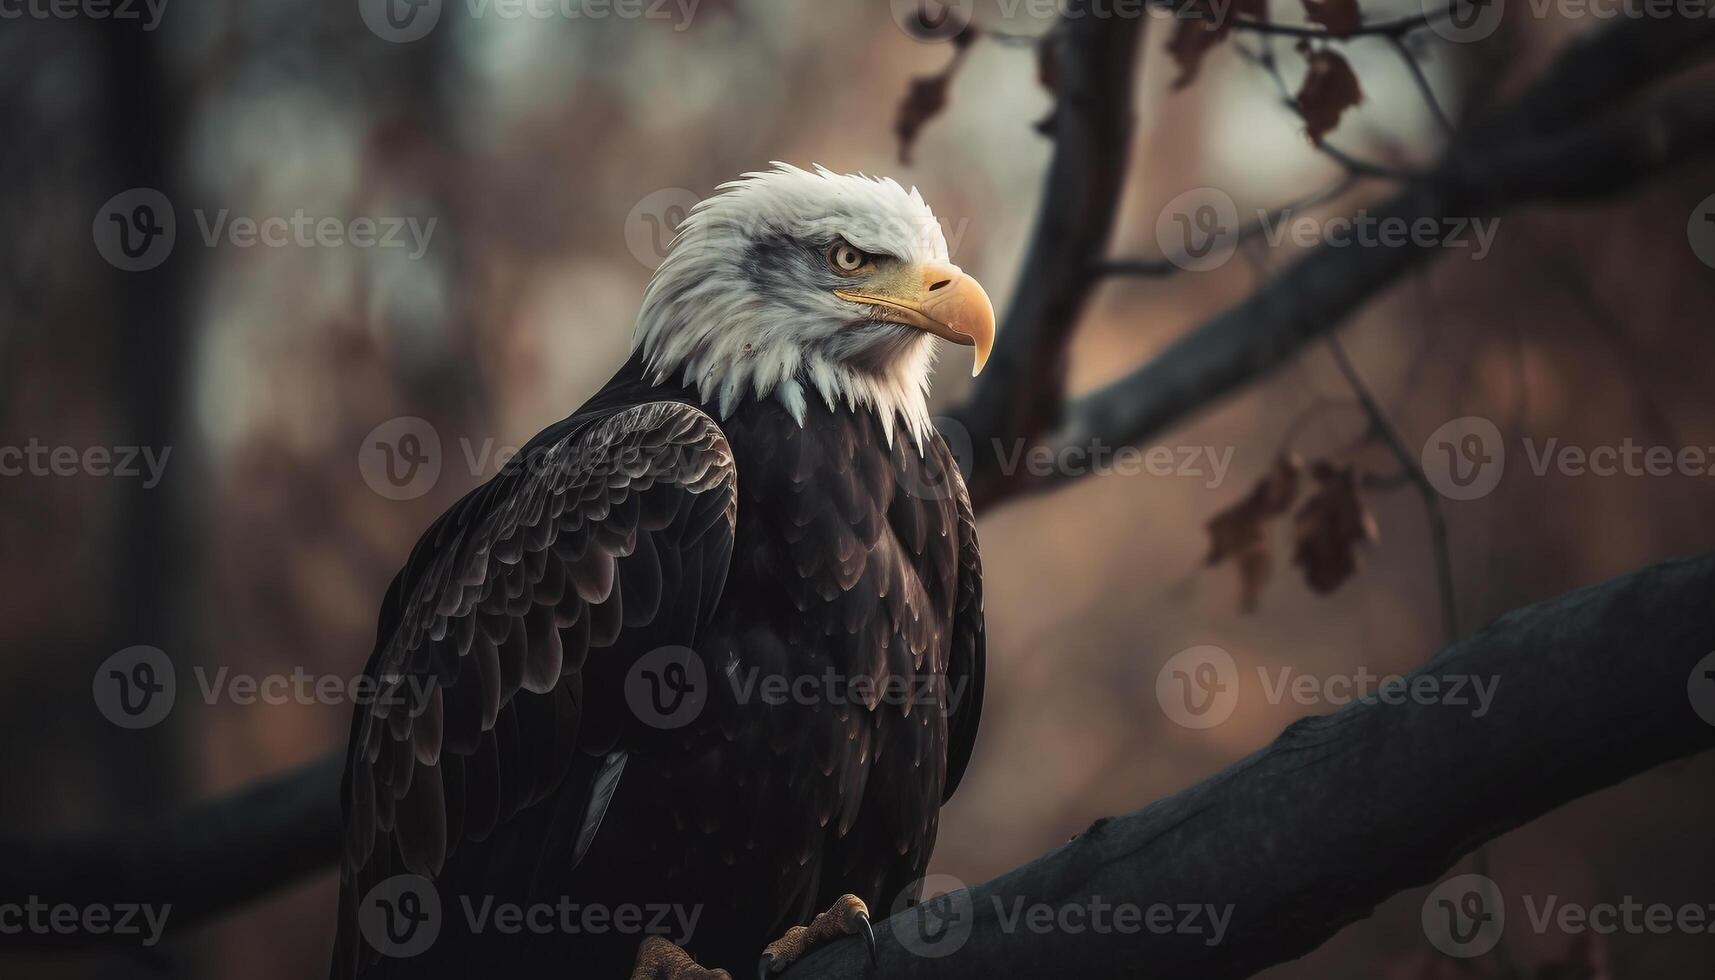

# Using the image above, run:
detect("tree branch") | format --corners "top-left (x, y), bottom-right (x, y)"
top-left (1028, 37), bottom-right (1715, 498)
top-left (950, 2), bottom-right (1146, 506)
top-left (784, 552), bottom-right (1715, 979)
top-left (1324, 336), bottom-right (1458, 644)
top-left (0, 754), bottom-right (343, 950)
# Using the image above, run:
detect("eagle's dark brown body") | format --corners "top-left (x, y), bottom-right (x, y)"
top-left (331, 354), bottom-right (985, 978)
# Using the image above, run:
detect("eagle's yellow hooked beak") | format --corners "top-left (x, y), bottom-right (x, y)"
top-left (835, 262), bottom-right (996, 376)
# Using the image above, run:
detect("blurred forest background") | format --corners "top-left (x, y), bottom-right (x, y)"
top-left (3, 0), bottom-right (1714, 977)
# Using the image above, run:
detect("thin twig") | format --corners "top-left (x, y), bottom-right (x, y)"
top-left (1236, 41), bottom-right (1423, 179)
top-left (1324, 335), bottom-right (1458, 645)
top-left (1151, 0), bottom-right (1453, 38)
top-left (1098, 174), bottom-right (1361, 278)
top-left (1387, 34), bottom-right (1456, 136)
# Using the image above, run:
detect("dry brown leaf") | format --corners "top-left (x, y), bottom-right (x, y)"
top-left (1301, 0), bottom-right (1362, 38)
top-left (1205, 454), bottom-right (1302, 612)
top-left (1166, 0), bottom-right (1270, 90)
top-left (1295, 46), bottom-right (1365, 145)
top-left (1291, 461), bottom-right (1377, 594)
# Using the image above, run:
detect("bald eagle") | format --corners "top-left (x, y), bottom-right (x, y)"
top-left (331, 165), bottom-right (993, 980)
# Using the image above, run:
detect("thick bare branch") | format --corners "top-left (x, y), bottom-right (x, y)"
top-left (0, 754), bottom-right (342, 950)
top-left (783, 552), bottom-right (1715, 979)
top-left (950, 2), bottom-right (1146, 506)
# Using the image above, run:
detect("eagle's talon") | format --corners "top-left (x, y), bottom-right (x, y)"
top-left (758, 895), bottom-right (872, 977)
top-left (854, 910), bottom-right (876, 966)
top-left (631, 935), bottom-right (732, 980)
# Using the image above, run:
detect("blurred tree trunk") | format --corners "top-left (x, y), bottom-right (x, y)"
top-left (97, 18), bottom-right (202, 979)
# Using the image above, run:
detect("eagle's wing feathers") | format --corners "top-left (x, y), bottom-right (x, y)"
top-left (338, 399), bottom-right (735, 918)
top-left (939, 437), bottom-right (984, 804)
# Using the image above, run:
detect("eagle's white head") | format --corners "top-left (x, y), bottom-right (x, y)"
top-left (632, 163), bottom-right (996, 450)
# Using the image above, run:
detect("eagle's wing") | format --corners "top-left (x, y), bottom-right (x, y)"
top-left (333, 400), bottom-right (735, 974)
top-left (938, 438), bottom-right (984, 803)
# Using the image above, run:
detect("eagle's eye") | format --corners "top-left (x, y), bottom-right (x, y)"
top-left (826, 239), bottom-right (873, 276)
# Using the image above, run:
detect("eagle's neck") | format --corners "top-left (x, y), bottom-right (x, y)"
top-left (631, 299), bottom-right (936, 453)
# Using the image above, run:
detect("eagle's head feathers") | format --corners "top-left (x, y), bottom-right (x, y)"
top-left (632, 163), bottom-right (995, 450)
